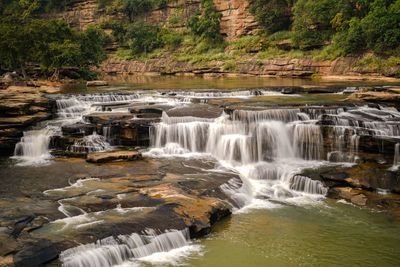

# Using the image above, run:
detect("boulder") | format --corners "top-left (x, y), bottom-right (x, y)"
top-left (86, 150), bottom-right (143, 163)
top-left (351, 194), bottom-right (368, 206)
top-left (13, 239), bottom-right (58, 267)
top-left (86, 80), bottom-right (108, 87)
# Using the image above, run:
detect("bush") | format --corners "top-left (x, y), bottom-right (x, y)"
top-left (161, 30), bottom-right (183, 49)
top-left (187, 0), bottom-right (222, 42)
top-left (125, 21), bottom-right (163, 54)
top-left (248, 0), bottom-right (294, 34)
top-left (223, 61), bottom-right (236, 71)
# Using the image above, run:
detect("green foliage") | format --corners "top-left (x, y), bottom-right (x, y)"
top-left (97, 0), bottom-right (113, 9)
top-left (117, 0), bottom-right (154, 22)
top-left (111, 23), bottom-right (127, 43)
top-left (169, 8), bottom-right (182, 26)
top-left (0, 3), bottom-right (108, 80)
top-left (292, 0), bottom-right (347, 48)
top-left (161, 30), bottom-right (183, 49)
top-left (187, 0), bottom-right (222, 42)
top-left (257, 47), bottom-right (286, 60)
top-left (125, 21), bottom-right (163, 54)
top-left (357, 55), bottom-right (400, 72)
top-left (233, 36), bottom-right (261, 51)
top-left (248, 0), bottom-right (294, 34)
top-left (223, 61), bottom-right (236, 71)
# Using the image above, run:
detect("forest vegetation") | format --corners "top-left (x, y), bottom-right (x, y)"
top-left (1, 0), bottom-right (400, 79)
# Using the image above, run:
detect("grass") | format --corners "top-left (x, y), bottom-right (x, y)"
top-left (357, 55), bottom-right (400, 72)
top-left (257, 47), bottom-right (286, 60)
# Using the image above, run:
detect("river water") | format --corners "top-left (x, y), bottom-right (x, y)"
top-left (3, 77), bottom-right (400, 266)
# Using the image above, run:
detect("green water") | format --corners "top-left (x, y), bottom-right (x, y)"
top-left (186, 200), bottom-right (400, 267)
top-left (62, 75), bottom-right (400, 94)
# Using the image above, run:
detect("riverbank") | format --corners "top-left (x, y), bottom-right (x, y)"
top-left (98, 56), bottom-right (400, 82)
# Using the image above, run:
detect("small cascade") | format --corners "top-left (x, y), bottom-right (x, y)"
top-left (290, 175), bottom-right (328, 195)
top-left (68, 133), bottom-right (111, 153)
top-left (13, 92), bottom-right (145, 165)
top-left (390, 143), bottom-right (400, 170)
top-left (292, 123), bottom-right (324, 160)
top-left (232, 109), bottom-right (300, 123)
top-left (12, 126), bottom-right (57, 165)
top-left (60, 229), bottom-right (198, 267)
top-left (349, 134), bottom-right (360, 162)
top-left (159, 89), bottom-right (293, 100)
top-left (148, 109), bottom-right (329, 211)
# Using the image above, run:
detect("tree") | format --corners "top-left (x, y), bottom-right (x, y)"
top-left (0, 15), bottom-right (34, 79)
top-left (292, 0), bottom-right (353, 49)
top-left (248, 0), bottom-right (295, 34)
top-left (125, 21), bottom-right (163, 54)
top-left (118, 0), bottom-right (154, 22)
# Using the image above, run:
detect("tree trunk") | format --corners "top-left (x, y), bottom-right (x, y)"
top-left (20, 64), bottom-right (28, 80)
top-left (50, 68), bottom-right (60, 81)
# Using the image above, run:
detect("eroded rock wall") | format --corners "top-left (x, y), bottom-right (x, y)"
top-left (49, 0), bottom-right (258, 40)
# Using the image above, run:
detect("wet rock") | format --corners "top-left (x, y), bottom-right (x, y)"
top-left (129, 107), bottom-right (163, 116)
top-left (11, 216), bottom-right (34, 238)
top-left (86, 150), bottom-right (143, 163)
top-left (347, 87), bottom-right (400, 103)
top-left (305, 87), bottom-right (335, 94)
top-left (351, 194), bottom-right (368, 206)
top-left (84, 113), bottom-right (136, 124)
top-left (329, 187), bottom-right (356, 200)
top-left (13, 239), bottom-right (58, 267)
top-left (61, 123), bottom-right (96, 137)
top-left (281, 86), bottom-right (304, 94)
top-left (0, 233), bottom-right (18, 256)
top-left (86, 80), bottom-right (108, 87)
top-left (0, 86), bottom-right (56, 156)
top-left (166, 105), bottom-right (222, 118)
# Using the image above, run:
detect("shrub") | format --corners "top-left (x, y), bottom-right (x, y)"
top-left (187, 0), bottom-right (222, 42)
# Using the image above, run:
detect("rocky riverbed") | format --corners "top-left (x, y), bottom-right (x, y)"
top-left (1, 81), bottom-right (400, 266)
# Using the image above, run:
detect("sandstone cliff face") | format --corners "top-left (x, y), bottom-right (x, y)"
top-left (214, 0), bottom-right (258, 40)
top-left (49, 0), bottom-right (104, 30)
top-left (52, 0), bottom-right (258, 40)
top-left (98, 56), bottom-right (400, 78)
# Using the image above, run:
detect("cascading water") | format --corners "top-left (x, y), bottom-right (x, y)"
top-left (146, 110), bottom-right (329, 211)
top-left (12, 93), bottom-right (143, 166)
top-left (390, 143), bottom-right (400, 170)
top-left (12, 126), bottom-right (58, 166)
top-left (60, 229), bottom-right (200, 267)
top-left (68, 133), bottom-right (112, 153)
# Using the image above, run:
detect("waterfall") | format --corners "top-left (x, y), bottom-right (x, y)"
top-left (290, 175), bottom-right (328, 195)
top-left (13, 93), bottom-right (144, 166)
top-left (60, 229), bottom-right (199, 267)
top-left (292, 123), bottom-right (324, 160)
top-left (12, 126), bottom-right (58, 166)
top-left (147, 110), bottom-right (328, 211)
top-left (390, 143), bottom-right (400, 170)
top-left (68, 133), bottom-right (111, 153)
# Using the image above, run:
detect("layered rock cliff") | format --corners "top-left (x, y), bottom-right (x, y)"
top-left (50, 0), bottom-right (258, 41)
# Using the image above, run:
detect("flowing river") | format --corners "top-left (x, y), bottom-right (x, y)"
top-left (1, 77), bottom-right (400, 266)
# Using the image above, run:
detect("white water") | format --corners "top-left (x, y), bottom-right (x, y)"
top-left (12, 126), bottom-right (58, 166)
top-left (390, 143), bottom-right (400, 171)
top-left (146, 111), bottom-right (329, 212)
top-left (60, 229), bottom-right (201, 267)
top-left (12, 93), bottom-right (145, 165)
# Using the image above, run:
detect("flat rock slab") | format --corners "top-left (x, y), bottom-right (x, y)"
top-left (86, 80), bottom-right (108, 87)
top-left (86, 150), bottom-right (143, 163)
